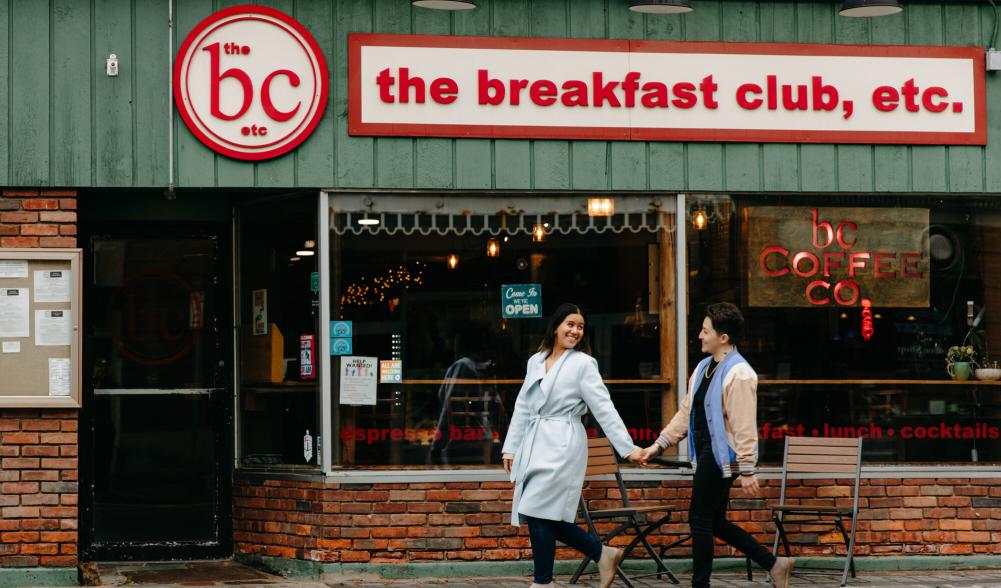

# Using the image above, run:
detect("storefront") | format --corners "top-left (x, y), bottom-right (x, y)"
top-left (1, 0), bottom-right (1000, 584)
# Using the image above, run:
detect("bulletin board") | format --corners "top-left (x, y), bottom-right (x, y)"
top-left (0, 249), bottom-right (81, 408)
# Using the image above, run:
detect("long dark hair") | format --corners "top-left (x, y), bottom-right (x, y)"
top-left (537, 303), bottom-right (592, 357)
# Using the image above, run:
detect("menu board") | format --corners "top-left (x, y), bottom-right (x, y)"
top-left (0, 249), bottom-right (81, 408)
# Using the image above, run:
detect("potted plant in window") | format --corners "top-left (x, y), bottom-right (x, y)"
top-left (946, 345), bottom-right (977, 381)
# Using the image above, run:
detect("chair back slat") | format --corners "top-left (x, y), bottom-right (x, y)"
top-left (786, 453), bottom-right (858, 465)
top-left (789, 436), bottom-right (859, 447)
top-left (585, 463), bottom-right (620, 476)
top-left (788, 445), bottom-right (858, 456)
top-left (785, 463), bottom-right (858, 474)
top-left (588, 454), bottom-right (618, 467)
top-left (588, 444), bottom-right (615, 458)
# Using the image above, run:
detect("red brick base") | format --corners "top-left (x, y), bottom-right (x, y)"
top-left (233, 476), bottom-right (1001, 564)
top-left (1, 188), bottom-right (79, 570)
top-left (0, 409), bottom-right (79, 568)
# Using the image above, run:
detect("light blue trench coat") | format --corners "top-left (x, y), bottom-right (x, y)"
top-left (501, 349), bottom-right (639, 526)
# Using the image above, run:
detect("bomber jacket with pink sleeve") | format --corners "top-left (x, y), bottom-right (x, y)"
top-left (653, 359), bottom-right (759, 476)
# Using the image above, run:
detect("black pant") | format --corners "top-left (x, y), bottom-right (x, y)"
top-left (526, 514), bottom-right (603, 584)
top-left (690, 444), bottom-right (776, 588)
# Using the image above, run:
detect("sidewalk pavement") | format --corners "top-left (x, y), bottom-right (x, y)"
top-left (322, 571), bottom-right (1001, 587)
top-left (82, 560), bottom-right (1001, 588)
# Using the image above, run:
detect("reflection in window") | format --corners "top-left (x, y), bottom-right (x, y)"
top-left (330, 197), bottom-right (676, 467)
top-left (238, 195), bottom-right (320, 469)
top-left (687, 195), bottom-right (1001, 464)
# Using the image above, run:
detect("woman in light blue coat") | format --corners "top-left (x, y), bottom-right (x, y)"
top-left (502, 303), bottom-right (647, 588)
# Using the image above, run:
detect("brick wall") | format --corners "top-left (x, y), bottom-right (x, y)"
top-left (233, 477), bottom-right (1001, 565)
top-left (0, 189), bottom-right (77, 248)
top-left (0, 409), bottom-right (79, 568)
top-left (0, 188), bottom-right (79, 570)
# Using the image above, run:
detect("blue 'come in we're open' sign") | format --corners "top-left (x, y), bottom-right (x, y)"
top-left (501, 284), bottom-right (542, 319)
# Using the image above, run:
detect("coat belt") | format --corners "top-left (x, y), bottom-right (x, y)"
top-left (513, 414), bottom-right (576, 484)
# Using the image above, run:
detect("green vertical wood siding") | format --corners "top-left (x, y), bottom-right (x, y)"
top-left (0, 0), bottom-right (998, 192)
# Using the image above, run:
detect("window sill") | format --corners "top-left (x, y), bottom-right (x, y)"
top-left (234, 463), bottom-right (1001, 485)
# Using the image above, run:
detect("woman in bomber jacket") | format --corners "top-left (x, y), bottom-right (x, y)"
top-left (641, 302), bottom-right (796, 588)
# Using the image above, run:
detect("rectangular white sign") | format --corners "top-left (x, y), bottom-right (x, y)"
top-left (350, 34), bottom-right (985, 145)
top-left (339, 356), bottom-right (378, 406)
top-left (0, 288), bottom-right (29, 338)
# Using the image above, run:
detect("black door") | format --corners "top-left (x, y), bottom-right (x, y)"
top-left (80, 226), bottom-right (232, 560)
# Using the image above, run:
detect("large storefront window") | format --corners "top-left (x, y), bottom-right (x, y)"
top-left (328, 195), bottom-right (676, 468)
top-left (686, 195), bottom-right (1001, 464)
top-left (237, 195), bottom-right (321, 470)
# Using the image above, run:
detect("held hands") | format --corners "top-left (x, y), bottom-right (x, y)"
top-left (502, 453), bottom-right (514, 475)
top-left (641, 444), bottom-right (663, 463)
top-left (626, 447), bottom-right (648, 467)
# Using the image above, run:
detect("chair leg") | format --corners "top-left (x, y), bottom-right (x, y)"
top-left (837, 516), bottom-right (859, 586)
top-left (773, 515), bottom-right (793, 558)
top-left (746, 556), bottom-right (753, 581)
top-left (568, 556), bottom-right (590, 584)
top-left (616, 514), bottom-right (680, 585)
top-left (834, 517), bottom-right (857, 580)
top-left (771, 513), bottom-right (782, 557)
top-left (657, 533), bottom-right (690, 582)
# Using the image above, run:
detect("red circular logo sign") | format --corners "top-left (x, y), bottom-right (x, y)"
top-left (173, 6), bottom-right (329, 161)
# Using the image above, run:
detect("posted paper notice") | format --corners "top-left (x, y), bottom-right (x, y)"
top-left (0, 260), bottom-right (28, 279)
top-left (36, 310), bottom-right (71, 346)
top-left (339, 356), bottom-right (377, 405)
top-left (48, 358), bottom-right (71, 396)
top-left (34, 270), bottom-right (71, 303)
top-left (0, 288), bottom-right (29, 338)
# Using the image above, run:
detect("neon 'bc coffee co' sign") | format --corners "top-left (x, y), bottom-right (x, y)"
top-left (747, 207), bottom-right (930, 308)
top-left (173, 6), bottom-right (328, 160)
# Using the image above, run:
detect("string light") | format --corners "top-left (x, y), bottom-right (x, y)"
top-left (341, 263), bottom-right (425, 308)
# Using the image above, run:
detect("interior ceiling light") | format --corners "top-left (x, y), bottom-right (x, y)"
top-left (839, 0), bottom-right (902, 17)
top-left (296, 250), bottom-right (315, 257)
top-left (693, 210), bottom-right (708, 231)
top-left (629, 0), bottom-right (693, 14)
top-left (412, 0), bottom-right (476, 10)
top-left (357, 218), bottom-right (380, 226)
top-left (588, 198), bottom-right (615, 217)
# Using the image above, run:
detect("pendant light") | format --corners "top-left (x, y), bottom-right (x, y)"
top-left (486, 238), bottom-right (500, 258)
top-left (412, 0), bottom-right (476, 10)
top-left (839, 0), bottom-right (902, 17)
top-left (629, 0), bottom-right (693, 14)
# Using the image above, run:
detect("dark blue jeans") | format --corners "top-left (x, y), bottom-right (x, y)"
top-left (690, 444), bottom-right (776, 588)
top-left (526, 514), bottom-right (603, 584)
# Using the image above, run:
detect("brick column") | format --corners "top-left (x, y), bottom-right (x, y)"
top-left (0, 189), bottom-right (79, 576)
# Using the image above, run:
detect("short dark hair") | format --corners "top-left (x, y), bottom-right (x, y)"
top-left (705, 302), bottom-right (744, 346)
top-left (538, 303), bottom-right (592, 357)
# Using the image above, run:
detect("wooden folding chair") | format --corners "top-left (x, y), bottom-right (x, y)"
top-left (569, 437), bottom-right (680, 587)
top-left (760, 436), bottom-right (863, 587)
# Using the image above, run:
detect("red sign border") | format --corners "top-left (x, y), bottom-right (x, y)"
top-left (174, 5), bottom-right (330, 161)
top-left (348, 33), bottom-right (986, 146)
